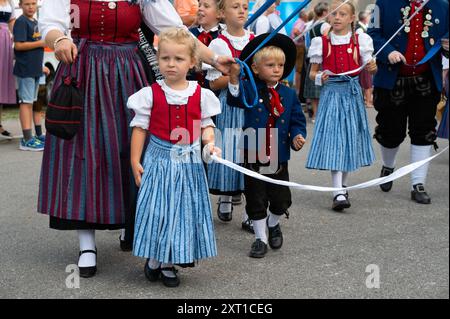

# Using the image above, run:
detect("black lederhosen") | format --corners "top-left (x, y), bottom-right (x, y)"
top-left (244, 160), bottom-right (292, 221)
top-left (373, 71), bottom-right (440, 148)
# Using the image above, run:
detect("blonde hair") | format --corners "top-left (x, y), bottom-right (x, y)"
top-left (253, 46), bottom-right (286, 66)
top-left (218, 0), bottom-right (249, 11)
top-left (157, 27), bottom-right (199, 65)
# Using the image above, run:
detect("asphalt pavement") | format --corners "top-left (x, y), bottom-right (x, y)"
top-left (0, 108), bottom-right (448, 299)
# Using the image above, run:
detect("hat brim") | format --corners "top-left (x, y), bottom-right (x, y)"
top-left (240, 33), bottom-right (297, 80)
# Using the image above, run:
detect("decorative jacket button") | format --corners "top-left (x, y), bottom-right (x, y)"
top-left (258, 108), bottom-right (262, 112)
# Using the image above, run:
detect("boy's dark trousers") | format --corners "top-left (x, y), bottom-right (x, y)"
top-left (244, 160), bottom-right (292, 221)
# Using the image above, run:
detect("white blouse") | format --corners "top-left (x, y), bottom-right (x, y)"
top-left (206, 29), bottom-right (253, 81)
top-left (308, 31), bottom-right (374, 65)
top-left (128, 80), bottom-right (221, 130)
top-left (0, 0), bottom-right (15, 19)
top-left (38, 0), bottom-right (183, 40)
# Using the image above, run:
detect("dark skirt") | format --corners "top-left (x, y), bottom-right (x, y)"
top-left (38, 41), bottom-right (148, 230)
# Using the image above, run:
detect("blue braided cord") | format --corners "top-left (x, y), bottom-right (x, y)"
top-left (243, 0), bottom-right (313, 63)
top-left (245, 0), bottom-right (278, 28)
top-left (235, 58), bottom-right (259, 108)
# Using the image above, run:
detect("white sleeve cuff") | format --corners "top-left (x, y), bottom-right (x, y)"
top-left (228, 83), bottom-right (240, 97)
top-left (201, 118), bottom-right (216, 128)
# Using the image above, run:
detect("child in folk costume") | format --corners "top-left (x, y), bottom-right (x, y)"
top-left (189, 0), bottom-right (223, 89)
top-left (206, 0), bottom-right (254, 228)
top-left (306, 0), bottom-right (377, 212)
top-left (228, 34), bottom-right (307, 258)
top-left (128, 28), bottom-right (221, 288)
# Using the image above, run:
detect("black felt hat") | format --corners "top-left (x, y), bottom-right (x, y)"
top-left (240, 33), bottom-right (297, 80)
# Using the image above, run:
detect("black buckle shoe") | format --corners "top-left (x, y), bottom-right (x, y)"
top-left (241, 218), bottom-right (254, 234)
top-left (232, 194), bottom-right (243, 205)
top-left (217, 200), bottom-right (233, 222)
top-left (144, 259), bottom-right (161, 282)
top-left (78, 249), bottom-right (97, 278)
top-left (380, 166), bottom-right (394, 192)
top-left (267, 222), bottom-right (283, 250)
top-left (119, 236), bottom-right (132, 252)
top-left (160, 267), bottom-right (180, 288)
top-left (249, 239), bottom-right (268, 258)
top-left (411, 183), bottom-right (431, 204)
top-left (332, 194), bottom-right (351, 212)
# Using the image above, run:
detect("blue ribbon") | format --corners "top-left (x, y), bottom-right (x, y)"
top-left (416, 32), bottom-right (448, 66)
top-left (245, 0), bottom-right (278, 28)
top-left (236, 59), bottom-right (259, 109)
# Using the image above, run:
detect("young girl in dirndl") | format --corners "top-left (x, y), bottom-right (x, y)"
top-left (306, 0), bottom-right (377, 212)
top-left (128, 28), bottom-right (221, 288)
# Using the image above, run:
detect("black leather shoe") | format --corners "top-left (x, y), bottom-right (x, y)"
top-left (160, 267), bottom-right (180, 288)
top-left (267, 223), bottom-right (283, 249)
top-left (119, 236), bottom-right (132, 252)
top-left (144, 259), bottom-right (160, 282)
top-left (241, 218), bottom-right (254, 234)
top-left (249, 239), bottom-right (268, 258)
top-left (78, 249), bottom-right (97, 278)
top-left (232, 194), bottom-right (243, 205)
top-left (217, 200), bottom-right (233, 222)
top-left (379, 166), bottom-right (394, 192)
top-left (332, 194), bottom-right (351, 212)
top-left (411, 183), bottom-right (431, 204)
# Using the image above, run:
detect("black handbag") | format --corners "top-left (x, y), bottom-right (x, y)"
top-left (45, 63), bottom-right (82, 140)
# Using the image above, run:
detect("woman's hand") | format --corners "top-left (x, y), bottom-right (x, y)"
top-left (229, 62), bottom-right (241, 85)
top-left (213, 55), bottom-right (236, 76)
top-left (55, 39), bottom-right (78, 64)
top-left (131, 161), bottom-right (144, 187)
top-left (365, 59), bottom-right (378, 75)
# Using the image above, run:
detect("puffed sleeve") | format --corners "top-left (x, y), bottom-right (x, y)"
top-left (127, 87), bottom-right (153, 130)
top-left (200, 88), bottom-right (221, 128)
top-left (205, 39), bottom-right (231, 81)
top-left (307, 36), bottom-right (323, 64)
top-left (358, 32), bottom-right (375, 64)
top-left (443, 56), bottom-right (449, 70)
top-left (38, 0), bottom-right (71, 40)
top-left (140, 0), bottom-right (184, 35)
top-left (255, 17), bottom-right (270, 35)
top-left (8, 0), bottom-right (15, 20)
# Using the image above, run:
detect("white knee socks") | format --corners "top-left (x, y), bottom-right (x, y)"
top-left (331, 171), bottom-right (346, 200)
top-left (380, 145), bottom-right (400, 169)
top-left (267, 212), bottom-right (281, 228)
top-left (78, 230), bottom-right (96, 267)
top-left (120, 229), bottom-right (126, 241)
top-left (411, 145), bottom-right (432, 188)
top-left (253, 218), bottom-right (268, 244)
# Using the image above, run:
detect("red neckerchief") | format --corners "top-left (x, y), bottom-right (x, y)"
top-left (198, 31), bottom-right (213, 46)
top-left (265, 86), bottom-right (284, 158)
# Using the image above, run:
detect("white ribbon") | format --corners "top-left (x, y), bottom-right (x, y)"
top-left (210, 146), bottom-right (448, 192)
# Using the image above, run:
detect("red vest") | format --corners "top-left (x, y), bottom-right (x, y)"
top-left (71, 0), bottom-right (141, 43)
top-left (218, 33), bottom-right (255, 58)
top-left (399, 1), bottom-right (430, 76)
top-left (322, 34), bottom-right (361, 77)
top-left (148, 83), bottom-right (202, 144)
